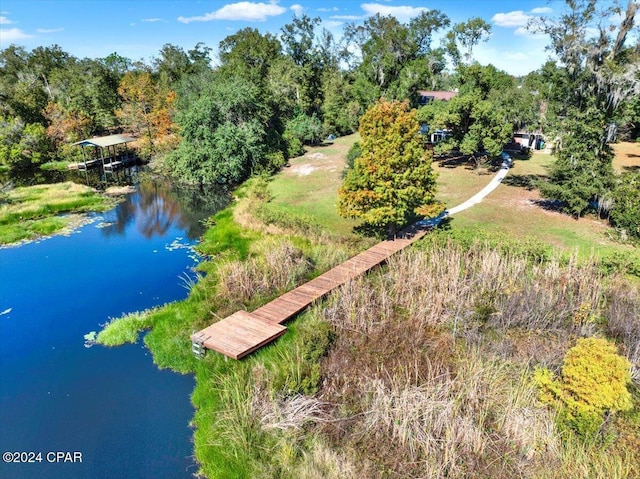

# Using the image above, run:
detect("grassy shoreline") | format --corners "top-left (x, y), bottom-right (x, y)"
top-left (97, 138), bottom-right (639, 478)
top-left (0, 181), bottom-right (119, 246)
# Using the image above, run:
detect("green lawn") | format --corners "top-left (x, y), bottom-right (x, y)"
top-left (260, 136), bottom-right (638, 269)
top-left (434, 150), bottom-right (639, 265)
top-left (263, 135), bottom-right (361, 237)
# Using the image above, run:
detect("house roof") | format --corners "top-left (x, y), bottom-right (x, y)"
top-left (72, 134), bottom-right (136, 148)
top-left (418, 91), bottom-right (458, 101)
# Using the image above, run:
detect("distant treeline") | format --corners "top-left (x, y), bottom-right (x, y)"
top-left (1, 4), bottom-right (638, 222)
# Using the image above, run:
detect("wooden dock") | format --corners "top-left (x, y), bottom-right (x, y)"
top-left (191, 223), bottom-right (430, 359)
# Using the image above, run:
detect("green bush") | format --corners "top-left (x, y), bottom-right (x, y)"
top-left (345, 141), bottom-right (361, 171)
top-left (284, 136), bottom-right (304, 159)
top-left (600, 250), bottom-right (640, 278)
top-left (534, 337), bottom-right (633, 438)
top-left (257, 151), bottom-right (286, 175)
top-left (271, 317), bottom-right (334, 396)
top-left (609, 171), bottom-right (640, 242)
top-left (284, 113), bottom-right (323, 146)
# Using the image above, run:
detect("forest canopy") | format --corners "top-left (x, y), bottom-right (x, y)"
top-left (1, 2), bottom-right (638, 237)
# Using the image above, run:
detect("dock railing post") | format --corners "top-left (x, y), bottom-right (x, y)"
top-left (191, 331), bottom-right (206, 359)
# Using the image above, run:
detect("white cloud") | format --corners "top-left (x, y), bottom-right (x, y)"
top-left (361, 3), bottom-right (428, 21)
top-left (530, 7), bottom-right (552, 14)
top-left (142, 18), bottom-right (166, 23)
top-left (323, 20), bottom-right (344, 29)
top-left (609, 7), bottom-right (640, 27)
top-left (585, 26), bottom-right (601, 39)
top-left (0, 27), bottom-right (32, 42)
top-left (492, 10), bottom-right (531, 27)
top-left (0, 16), bottom-right (14, 24)
top-left (330, 15), bottom-right (362, 20)
top-left (473, 43), bottom-right (547, 76)
top-left (36, 28), bottom-right (64, 33)
top-left (290, 4), bottom-right (304, 16)
top-left (178, 2), bottom-right (287, 23)
top-left (317, 7), bottom-right (339, 12)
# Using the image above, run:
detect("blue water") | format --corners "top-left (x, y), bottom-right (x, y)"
top-left (0, 177), bottom-right (227, 479)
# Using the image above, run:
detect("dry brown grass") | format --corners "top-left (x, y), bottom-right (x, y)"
top-left (215, 238), bottom-right (312, 305)
top-left (606, 279), bottom-right (640, 384)
top-left (612, 141), bottom-right (640, 172)
top-left (324, 243), bottom-right (604, 343)
top-left (353, 354), bottom-right (559, 478)
top-left (309, 242), bottom-right (640, 478)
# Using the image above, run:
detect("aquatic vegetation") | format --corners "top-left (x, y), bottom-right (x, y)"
top-left (0, 182), bottom-right (117, 245)
top-left (96, 310), bottom-right (156, 346)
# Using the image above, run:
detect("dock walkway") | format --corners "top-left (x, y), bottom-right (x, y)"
top-left (191, 223), bottom-right (428, 359)
top-left (191, 165), bottom-right (510, 360)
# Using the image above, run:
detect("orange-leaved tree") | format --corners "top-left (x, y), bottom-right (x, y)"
top-left (337, 98), bottom-right (439, 237)
top-left (116, 72), bottom-right (178, 158)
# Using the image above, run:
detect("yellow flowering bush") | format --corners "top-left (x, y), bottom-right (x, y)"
top-left (533, 337), bottom-right (633, 438)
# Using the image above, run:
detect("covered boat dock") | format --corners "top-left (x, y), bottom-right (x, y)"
top-left (71, 134), bottom-right (137, 171)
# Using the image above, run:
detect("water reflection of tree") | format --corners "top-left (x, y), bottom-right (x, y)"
top-left (101, 176), bottom-right (230, 239)
top-left (0, 167), bottom-right (67, 187)
top-left (136, 180), bottom-right (179, 238)
top-left (169, 183), bottom-right (230, 239)
top-left (102, 194), bottom-right (137, 236)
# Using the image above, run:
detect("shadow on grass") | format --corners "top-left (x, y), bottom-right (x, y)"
top-left (311, 141), bottom-right (336, 148)
top-left (435, 216), bottom-right (453, 230)
top-left (435, 154), bottom-right (472, 169)
top-left (352, 213), bottom-right (453, 240)
top-left (502, 174), bottom-right (548, 190)
top-left (531, 198), bottom-right (572, 215)
top-left (508, 149), bottom-right (533, 161)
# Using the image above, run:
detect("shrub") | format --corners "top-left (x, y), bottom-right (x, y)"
top-left (599, 250), bottom-right (640, 278)
top-left (609, 171), bottom-right (640, 242)
top-left (284, 113), bottom-right (324, 146)
top-left (284, 136), bottom-right (304, 159)
top-left (345, 141), bottom-right (361, 171)
top-left (257, 151), bottom-right (286, 175)
top-left (270, 316), bottom-right (335, 396)
top-left (534, 337), bottom-right (633, 438)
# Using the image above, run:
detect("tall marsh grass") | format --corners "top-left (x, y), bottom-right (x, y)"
top-left (356, 354), bottom-right (558, 478)
top-left (215, 238), bottom-right (312, 305)
top-left (324, 242), bottom-right (605, 340)
top-left (315, 241), bottom-right (639, 478)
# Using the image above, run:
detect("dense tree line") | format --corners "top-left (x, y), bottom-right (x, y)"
top-left (0, 10), bottom-right (496, 180)
top-left (1, 2), bottom-right (638, 238)
top-left (536, 0), bottom-right (640, 218)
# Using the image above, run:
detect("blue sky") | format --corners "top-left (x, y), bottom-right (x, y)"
top-left (0, 0), bottom-right (604, 76)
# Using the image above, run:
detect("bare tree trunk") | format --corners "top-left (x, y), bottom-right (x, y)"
top-left (610, 1), bottom-right (638, 60)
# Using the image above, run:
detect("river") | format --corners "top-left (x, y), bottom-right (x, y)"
top-left (0, 172), bottom-right (229, 478)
